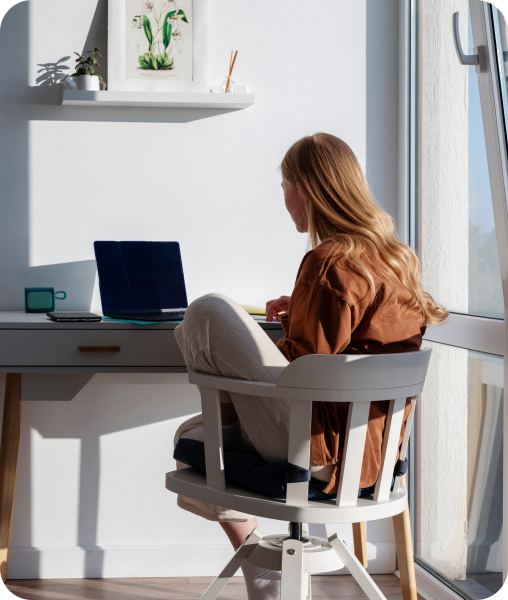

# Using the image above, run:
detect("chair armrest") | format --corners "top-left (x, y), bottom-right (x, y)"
top-left (189, 370), bottom-right (293, 400)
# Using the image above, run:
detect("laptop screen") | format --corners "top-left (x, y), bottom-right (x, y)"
top-left (94, 241), bottom-right (188, 314)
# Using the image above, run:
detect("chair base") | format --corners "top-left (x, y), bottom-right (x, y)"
top-left (200, 527), bottom-right (390, 600)
top-left (248, 533), bottom-right (343, 573)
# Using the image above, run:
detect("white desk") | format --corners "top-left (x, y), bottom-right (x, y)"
top-left (0, 312), bottom-right (283, 580)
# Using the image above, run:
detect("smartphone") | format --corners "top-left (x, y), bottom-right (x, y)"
top-left (46, 312), bottom-right (102, 322)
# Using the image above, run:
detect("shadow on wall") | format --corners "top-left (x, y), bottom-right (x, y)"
top-left (0, 1), bottom-right (96, 310)
top-left (10, 374), bottom-right (203, 579)
top-left (35, 56), bottom-right (71, 86)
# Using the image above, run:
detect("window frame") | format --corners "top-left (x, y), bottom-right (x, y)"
top-left (408, 0), bottom-right (508, 594)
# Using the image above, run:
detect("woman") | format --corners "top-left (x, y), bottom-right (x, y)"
top-left (174, 133), bottom-right (447, 600)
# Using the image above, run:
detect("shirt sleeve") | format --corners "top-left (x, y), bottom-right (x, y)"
top-left (276, 283), bottom-right (353, 361)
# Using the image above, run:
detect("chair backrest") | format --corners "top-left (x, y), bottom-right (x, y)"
top-left (277, 350), bottom-right (431, 390)
top-left (195, 348), bottom-right (432, 511)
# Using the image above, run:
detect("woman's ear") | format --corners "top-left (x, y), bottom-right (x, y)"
top-left (297, 185), bottom-right (310, 216)
top-left (294, 183), bottom-right (306, 204)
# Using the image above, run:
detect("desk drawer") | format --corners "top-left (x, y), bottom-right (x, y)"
top-left (0, 330), bottom-right (185, 367)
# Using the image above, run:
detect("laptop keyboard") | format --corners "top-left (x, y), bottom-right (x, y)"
top-left (106, 311), bottom-right (186, 321)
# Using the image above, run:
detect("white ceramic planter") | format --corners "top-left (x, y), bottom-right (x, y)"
top-left (61, 75), bottom-right (106, 91)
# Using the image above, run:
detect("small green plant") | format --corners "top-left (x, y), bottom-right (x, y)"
top-left (132, 2), bottom-right (188, 71)
top-left (73, 47), bottom-right (103, 80)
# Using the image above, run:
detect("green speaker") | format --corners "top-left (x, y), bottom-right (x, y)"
top-left (25, 288), bottom-right (67, 313)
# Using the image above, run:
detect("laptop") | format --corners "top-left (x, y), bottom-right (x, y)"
top-left (94, 241), bottom-right (188, 322)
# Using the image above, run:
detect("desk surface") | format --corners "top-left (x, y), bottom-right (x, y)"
top-left (0, 312), bottom-right (283, 331)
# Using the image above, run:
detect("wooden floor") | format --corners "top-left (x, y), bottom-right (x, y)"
top-left (5, 574), bottom-right (420, 599)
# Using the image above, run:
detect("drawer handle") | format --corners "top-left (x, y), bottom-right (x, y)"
top-left (79, 346), bottom-right (120, 353)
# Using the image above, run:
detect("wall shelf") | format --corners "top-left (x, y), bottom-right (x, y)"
top-left (61, 90), bottom-right (255, 110)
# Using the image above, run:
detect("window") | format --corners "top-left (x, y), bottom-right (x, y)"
top-left (410, 1), bottom-right (508, 598)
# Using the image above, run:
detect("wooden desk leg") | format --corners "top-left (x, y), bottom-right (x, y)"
top-left (352, 522), bottom-right (368, 570)
top-left (0, 374), bottom-right (21, 582)
top-left (392, 475), bottom-right (417, 600)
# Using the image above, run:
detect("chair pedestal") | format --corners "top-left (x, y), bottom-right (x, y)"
top-left (248, 533), bottom-right (343, 573)
top-left (200, 528), bottom-right (391, 600)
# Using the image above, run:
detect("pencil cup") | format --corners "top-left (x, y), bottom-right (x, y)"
top-left (25, 287), bottom-right (67, 313)
top-left (221, 76), bottom-right (235, 93)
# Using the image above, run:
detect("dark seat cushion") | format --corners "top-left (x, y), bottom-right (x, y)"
top-left (174, 439), bottom-right (407, 501)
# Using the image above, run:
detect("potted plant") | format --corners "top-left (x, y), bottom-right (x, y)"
top-left (61, 47), bottom-right (106, 91)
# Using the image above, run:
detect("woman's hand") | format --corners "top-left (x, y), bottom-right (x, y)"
top-left (266, 296), bottom-right (291, 322)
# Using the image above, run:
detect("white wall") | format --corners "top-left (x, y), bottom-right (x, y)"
top-left (0, 0), bottom-right (401, 578)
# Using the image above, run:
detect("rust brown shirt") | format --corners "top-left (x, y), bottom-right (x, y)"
top-left (276, 240), bottom-right (426, 493)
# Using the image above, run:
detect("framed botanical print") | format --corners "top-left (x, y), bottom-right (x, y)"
top-left (108, 0), bottom-right (209, 92)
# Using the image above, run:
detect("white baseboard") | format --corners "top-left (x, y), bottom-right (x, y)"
top-left (8, 541), bottom-right (396, 579)
top-left (319, 541), bottom-right (396, 576)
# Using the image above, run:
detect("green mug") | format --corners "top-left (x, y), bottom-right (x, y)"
top-left (25, 287), bottom-right (67, 313)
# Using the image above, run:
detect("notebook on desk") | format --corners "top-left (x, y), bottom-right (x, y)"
top-left (94, 241), bottom-right (188, 322)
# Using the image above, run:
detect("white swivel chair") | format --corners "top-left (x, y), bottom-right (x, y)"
top-left (166, 349), bottom-right (432, 600)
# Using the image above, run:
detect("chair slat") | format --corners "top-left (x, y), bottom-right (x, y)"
top-left (392, 397), bottom-right (417, 493)
top-left (286, 400), bottom-right (312, 506)
top-left (373, 398), bottom-right (407, 502)
top-left (201, 386), bottom-right (225, 490)
top-left (336, 401), bottom-right (371, 507)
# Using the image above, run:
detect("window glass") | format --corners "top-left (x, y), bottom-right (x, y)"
top-left (414, 342), bottom-right (504, 599)
top-left (419, 2), bottom-right (503, 319)
top-left (468, 15), bottom-right (504, 318)
top-left (492, 8), bottom-right (508, 139)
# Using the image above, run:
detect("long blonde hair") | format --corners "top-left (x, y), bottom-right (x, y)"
top-left (281, 133), bottom-right (448, 325)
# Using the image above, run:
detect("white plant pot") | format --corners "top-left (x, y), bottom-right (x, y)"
top-left (61, 75), bottom-right (106, 91)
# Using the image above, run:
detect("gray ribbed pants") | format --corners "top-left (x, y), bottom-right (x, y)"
top-left (174, 293), bottom-right (331, 521)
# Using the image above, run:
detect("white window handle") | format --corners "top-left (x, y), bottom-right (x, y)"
top-left (453, 11), bottom-right (486, 73)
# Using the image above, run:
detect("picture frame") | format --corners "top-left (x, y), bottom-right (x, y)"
top-left (108, 0), bottom-right (209, 92)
